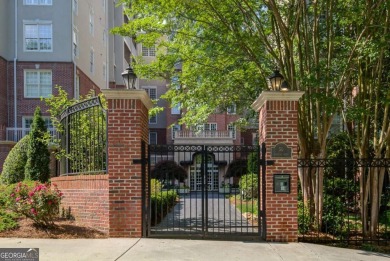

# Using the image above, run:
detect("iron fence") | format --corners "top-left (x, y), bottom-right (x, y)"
top-left (59, 97), bottom-right (107, 175)
top-left (298, 158), bottom-right (390, 246)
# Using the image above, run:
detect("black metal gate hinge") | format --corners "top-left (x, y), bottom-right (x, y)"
top-left (259, 160), bottom-right (275, 166)
top-left (133, 158), bottom-right (149, 164)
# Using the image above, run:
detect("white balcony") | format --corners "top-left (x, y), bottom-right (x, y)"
top-left (173, 130), bottom-right (235, 145)
top-left (6, 128), bottom-right (58, 143)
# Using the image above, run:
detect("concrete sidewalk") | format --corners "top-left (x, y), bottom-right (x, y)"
top-left (0, 238), bottom-right (389, 261)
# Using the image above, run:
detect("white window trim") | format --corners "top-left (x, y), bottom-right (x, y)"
top-left (171, 124), bottom-right (181, 139)
top-left (24, 69), bottom-right (52, 98)
top-left (23, 20), bottom-right (53, 52)
top-left (149, 115), bottom-right (157, 124)
top-left (73, 27), bottom-right (79, 57)
top-left (22, 116), bottom-right (53, 129)
top-left (142, 44), bottom-right (156, 57)
top-left (149, 132), bottom-right (157, 145)
top-left (227, 124), bottom-right (236, 139)
top-left (227, 104), bottom-right (237, 115)
top-left (142, 86), bottom-right (157, 99)
top-left (171, 102), bottom-right (181, 115)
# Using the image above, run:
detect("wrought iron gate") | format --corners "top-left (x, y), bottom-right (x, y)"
top-left (145, 144), bottom-right (265, 240)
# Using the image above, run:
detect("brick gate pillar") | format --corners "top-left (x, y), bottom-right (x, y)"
top-left (252, 91), bottom-right (304, 242)
top-left (101, 89), bottom-right (152, 237)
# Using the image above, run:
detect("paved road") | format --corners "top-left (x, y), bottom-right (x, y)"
top-left (152, 191), bottom-right (258, 235)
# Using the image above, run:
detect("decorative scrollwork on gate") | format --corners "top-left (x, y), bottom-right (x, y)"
top-left (59, 96), bottom-right (107, 175)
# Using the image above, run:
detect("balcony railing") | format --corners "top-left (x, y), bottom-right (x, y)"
top-left (174, 130), bottom-right (234, 139)
top-left (6, 128), bottom-right (58, 142)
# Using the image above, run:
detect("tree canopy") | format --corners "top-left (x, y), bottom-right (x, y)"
top-left (114, 0), bottom-right (390, 236)
top-left (114, 0), bottom-right (389, 157)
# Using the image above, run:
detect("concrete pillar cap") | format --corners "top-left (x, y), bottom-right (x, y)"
top-left (101, 89), bottom-right (153, 110)
top-left (251, 91), bottom-right (304, 112)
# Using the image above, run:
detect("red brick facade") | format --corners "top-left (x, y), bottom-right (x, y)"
top-left (51, 174), bottom-right (109, 232)
top-left (253, 91), bottom-right (304, 242)
top-left (102, 89), bottom-right (152, 237)
top-left (77, 67), bottom-right (102, 96)
top-left (6, 61), bottom-right (74, 127)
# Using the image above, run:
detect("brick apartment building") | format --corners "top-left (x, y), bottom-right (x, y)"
top-left (0, 0), bottom-right (257, 178)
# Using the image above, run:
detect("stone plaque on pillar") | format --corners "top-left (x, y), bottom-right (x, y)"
top-left (271, 143), bottom-right (292, 158)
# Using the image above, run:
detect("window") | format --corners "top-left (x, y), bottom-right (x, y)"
top-left (24, 70), bottom-right (52, 98)
top-left (24, 22), bottom-right (52, 51)
top-left (149, 132), bottom-right (157, 145)
top-left (89, 8), bottom-right (94, 35)
top-left (73, 0), bottom-right (78, 14)
top-left (252, 133), bottom-right (258, 145)
top-left (196, 123), bottom-right (217, 131)
top-left (171, 124), bottom-right (181, 139)
top-left (23, 116), bottom-right (53, 129)
top-left (143, 87), bottom-right (157, 99)
top-left (90, 48), bottom-right (94, 73)
top-left (149, 115), bottom-right (157, 124)
top-left (171, 102), bottom-right (181, 115)
top-left (227, 104), bottom-right (236, 114)
top-left (227, 124), bottom-right (236, 139)
top-left (73, 28), bottom-right (78, 57)
top-left (24, 0), bottom-right (52, 5)
top-left (142, 45), bottom-right (156, 56)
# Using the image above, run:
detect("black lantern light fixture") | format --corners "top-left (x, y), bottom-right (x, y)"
top-left (280, 80), bottom-right (289, 92)
top-left (267, 69), bottom-right (286, 91)
top-left (121, 65), bottom-right (137, 89)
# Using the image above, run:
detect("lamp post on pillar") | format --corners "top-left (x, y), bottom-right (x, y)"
top-left (267, 69), bottom-right (289, 92)
top-left (121, 65), bottom-right (137, 89)
top-left (252, 70), bottom-right (304, 242)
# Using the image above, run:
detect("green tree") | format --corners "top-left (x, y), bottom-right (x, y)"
top-left (24, 107), bottom-right (50, 182)
top-left (0, 136), bottom-right (30, 185)
top-left (44, 86), bottom-right (107, 174)
top-left (114, 0), bottom-right (390, 236)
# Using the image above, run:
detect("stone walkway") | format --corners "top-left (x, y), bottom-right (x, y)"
top-left (152, 191), bottom-right (258, 236)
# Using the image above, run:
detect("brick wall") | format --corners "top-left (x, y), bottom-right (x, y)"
top-left (7, 62), bottom-right (74, 127)
top-left (102, 89), bottom-right (152, 237)
top-left (51, 174), bottom-right (109, 233)
top-left (260, 99), bottom-right (299, 242)
top-left (77, 67), bottom-right (102, 96)
top-left (149, 128), bottom-right (167, 144)
top-left (0, 57), bottom-right (7, 140)
top-left (253, 91), bottom-right (303, 242)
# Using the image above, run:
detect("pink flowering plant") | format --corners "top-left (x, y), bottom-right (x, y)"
top-left (8, 182), bottom-right (63, 227)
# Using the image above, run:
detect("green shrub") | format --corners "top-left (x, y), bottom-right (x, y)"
top-left (247, 152), bottom-right (259, 174)
top-left (7, 181), bottom-right (63, 227)
top-left (25, 107), bottom-right (51, 183)
top-left (0, 210), bottom-right (19, 232)
top-left (239, 173), bottom-right (259, 199)
top-left (150, 190), bottom-right (177, 225)
top-left (1, 136), bottom-right (30, 185)
top-left (151, 179), bottom-right (162, 195)
top-left (298, 201), bottom-right (311, 234)
top-left (321, 177), bottom-right (356, 237)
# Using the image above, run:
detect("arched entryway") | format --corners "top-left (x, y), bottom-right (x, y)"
top-left (190, 153), bottom-right (219, 191)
